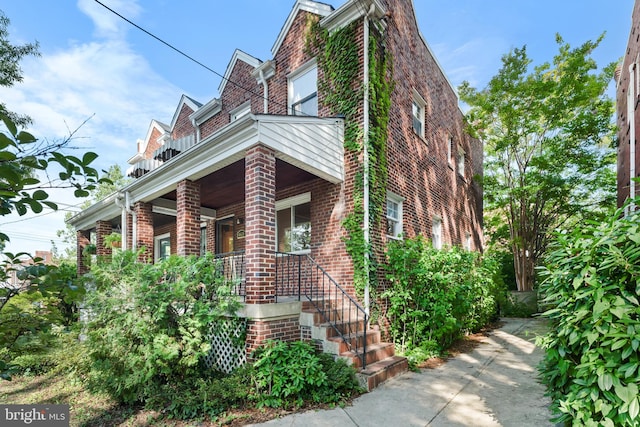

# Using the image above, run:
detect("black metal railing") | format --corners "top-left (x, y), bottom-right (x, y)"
top-left (274, 251), bottom-right (369, 368)
top-left (213, 251), bottom-right (246, 299)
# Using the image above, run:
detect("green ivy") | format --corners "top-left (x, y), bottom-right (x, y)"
top-left (307, 18), bottom-right (393, 305)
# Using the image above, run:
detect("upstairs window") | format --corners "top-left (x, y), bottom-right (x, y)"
top-left (289, 62), bottom-right (318, 116)
top-left (432, 217), bottom-right (442, 250)
top-left (386, 193), bottom-right (404, 239)
top-left (447, 137), bottom-right (454, 167)
top-left (230, 102), bottom-right (251, 122)
top-left (457, 150), bottom-right (466, 178)
top-left (412, 90), bottom-right (426, 138)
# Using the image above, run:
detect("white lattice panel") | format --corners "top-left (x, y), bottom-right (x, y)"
top-left (204, 319), bottom-right (247, 373)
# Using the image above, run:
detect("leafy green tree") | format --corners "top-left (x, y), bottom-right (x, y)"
top-left (0, 11), bottom-right (39, 127)
top-left (0, 11), bottom-right (108, 379)
top-left (459, 34), bottom-right (616, 292)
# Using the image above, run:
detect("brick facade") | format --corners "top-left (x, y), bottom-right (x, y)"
top-left (617, 0), bottom-right (640, 208)
top-left (95, 220), bottom-right (113, 260)
top-left (244, 145), bottom-right (277, 304)
top-left (176, 179), bottom-right (201, 256)
top-left (134, 201), bottom-right (154, 262)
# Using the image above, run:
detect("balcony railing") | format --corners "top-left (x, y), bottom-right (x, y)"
top-left (213, 251), bottom-right (245, 299)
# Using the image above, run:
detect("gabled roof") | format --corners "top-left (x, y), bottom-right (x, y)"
top-left (169, 95), bottom-right (202, 131)
top-left (217, 49), bottom-right (262, 96)
top-left (271, 0), bottom-right (334, 57)
top-left (128, 119), bottom-right (169, 164)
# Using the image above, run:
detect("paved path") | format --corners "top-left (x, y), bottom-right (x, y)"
top-left (250, 318), bottom-right (554, 427)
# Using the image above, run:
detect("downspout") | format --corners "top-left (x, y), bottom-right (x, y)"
top-left (629, 63), bottom-right (636, 212)
top-left (115, 193), bottom-right (127, 250)
top-left (363, 3), bottom-right (375, 316)
top-left (259, 69), bottom-right (269, 114)
top-left (125, 191), bottom-right (137, 251)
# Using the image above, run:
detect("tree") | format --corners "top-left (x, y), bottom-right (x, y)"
top-left (0, 11), bottom-right (39, 126)
top-left (56, 164), bottom-right (130, 262)
top-left (0, 11), bottom-right (108, 378)
top-left (459, 34), bottom-right (616, 292)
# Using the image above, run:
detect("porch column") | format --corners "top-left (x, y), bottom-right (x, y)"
top-left (134, 201), bottom-right (153, 263)
top-left (244, 145), bottom-right (276, 304)
top-left (205, 218), bottom-right (215, 254)
top-left (95, 220), bottom-right (113, 260)
top-left (176, 179), bottom-right (201, 256)
top-left (76, 230), bottom-right (91, 276)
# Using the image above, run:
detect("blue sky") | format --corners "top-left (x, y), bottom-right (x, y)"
top-left (0, 0), bottom-right (634, 255)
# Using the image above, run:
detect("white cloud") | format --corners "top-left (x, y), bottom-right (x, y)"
top-left (0, 0), bottom-right (182, 256)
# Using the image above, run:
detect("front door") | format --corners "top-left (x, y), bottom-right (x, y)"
top-left (215, 217), bottom-right (235, 254)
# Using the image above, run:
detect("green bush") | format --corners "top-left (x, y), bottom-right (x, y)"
top-left (84, 250), bottom-right (241, 405)
top-left (537, 204), bottom-right (640, 426)
top-left (251, 340), bottom-right (360, 408)
top-left (384, 237), bottom-right (501, 360)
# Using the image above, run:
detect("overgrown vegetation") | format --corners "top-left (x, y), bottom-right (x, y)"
top-left (384, 237), bottom-right (502, 366)
top-left (252, 340), bottom-right (360, 409)
top-left (537, 202), bottom-right (640, 426)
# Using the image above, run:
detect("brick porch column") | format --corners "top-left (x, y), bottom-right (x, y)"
top-left (95, 220), bottom-right (113, 260)
top-left (205, 218), bottom-right (215, 254)
top-left (134, 201), bottom-right (153, 263)
top-left (177, 179), bottom-right (201, 256)
top-left (76, 230), bottom-right (91, 276)
top-left (244, 145), bottom-right (276, 304)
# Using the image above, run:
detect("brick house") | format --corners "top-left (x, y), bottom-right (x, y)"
top-left (617, 0), bottom-right (640, 212)
top-left (69, 0), bottom-right (482, 387)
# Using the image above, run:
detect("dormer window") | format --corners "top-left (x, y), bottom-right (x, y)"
top-left (230, 102), bottom-right (251, 122)
top-left (289, 61), bottom-right (318, 116)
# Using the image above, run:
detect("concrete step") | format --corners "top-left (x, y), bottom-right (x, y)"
top-left (339, 342), bottom-right (396, 369)
top-left (325, 329), bottom-right (381, 354)
top-left (357, 356), bottom-right (409, 392)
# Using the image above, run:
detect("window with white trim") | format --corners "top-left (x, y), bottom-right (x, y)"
top-left (289, 62), bottom-right (317, 116)
top-left (276, 193), bottom-right (311, 253)
top-left (447, 137), bottom-right (453, 167)
top-left (154, 233), bottom-right (171, 262)
top-left (386, 193), bottom-right (404, 239)
top-left (230, 102), bottom-right (251, 121)
top-left (432, 217), bottom-right (442, 250)
top-left (464, 232), bottom-right (472, 251)
top-left (200, 226), bottom-right (207, 255)
top-left (457, 150), bottom-right (465, 178)
top-left (412, 90), bottom-right (426, 138)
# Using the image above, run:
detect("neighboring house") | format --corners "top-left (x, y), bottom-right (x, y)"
top-left (617, 0), bottom-right (640, 213)
top-left (1, 251), bottom-right (54, 289)
top-left (68, 0), bottom-right (482, 388)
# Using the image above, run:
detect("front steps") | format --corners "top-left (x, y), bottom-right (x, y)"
top-left (300, 301), bottom-right (408, 391)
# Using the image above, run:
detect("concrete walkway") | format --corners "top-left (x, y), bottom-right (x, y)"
top-left (249, 318), bottom-right (554, 427)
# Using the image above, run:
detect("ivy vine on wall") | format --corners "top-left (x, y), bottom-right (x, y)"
top-left (306, 17), bottom-right (393, 303)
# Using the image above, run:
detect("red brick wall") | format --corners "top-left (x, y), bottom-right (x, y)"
top-left (617, 0), bottom-right (640, 207)
top-left (172, 104), bottom-right (196, 140)
top-left (76, 230), bottom-right (91, 276)
top-left (245, 316), bottom-right (300, 358)
top-left (244, 145), bottom-right (276, 304)
top-left (95, 220), bottom-right (113, 259)
top-left (176, 179), bottom-right (201, 256)
top-left (143, 127), bottom-right (164, 159)
top-left (134, 201), bottom-right (154, 263)
top-left (155, 222), bottom-right (177, 257)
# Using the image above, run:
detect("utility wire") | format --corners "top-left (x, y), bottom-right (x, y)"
top-left (93, 0), bottom-right (308, 117)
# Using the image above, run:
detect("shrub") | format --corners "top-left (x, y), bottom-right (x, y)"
top-left (251, 340), bottom-right (360, 408)
top-left (384, 237), bottom-right (501, 360)
top-left (537, 205), bottom-right (640, 426)
top-left (84, 250), bottom-right (242, 405)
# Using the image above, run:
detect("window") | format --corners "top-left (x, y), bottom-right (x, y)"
top-left (200, 226), bottom-right (207, 255)
top-left (457, 150), bottom-right (465, 178)
top-left (386, 193), bottom-right (404, 239)
top-left (464, 233), bottom-right (472, 251)
top-left (412, 90), bottom-right (426, 138)
top-left (230, 102), bottom-right (251, 122)
top-left (289, 62), bottom-right (317, 116)
top-left (432, 217), bottom-right (442, 250)
top-left (154, 233), bottom-right (171, 262)
top-left (276, 193), bottom-right (311, 253)
top-left (447, 137), bottom-right (453, 167)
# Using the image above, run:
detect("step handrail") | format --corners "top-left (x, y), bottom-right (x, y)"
top-left (274, 251), bottom-right (368, 368)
